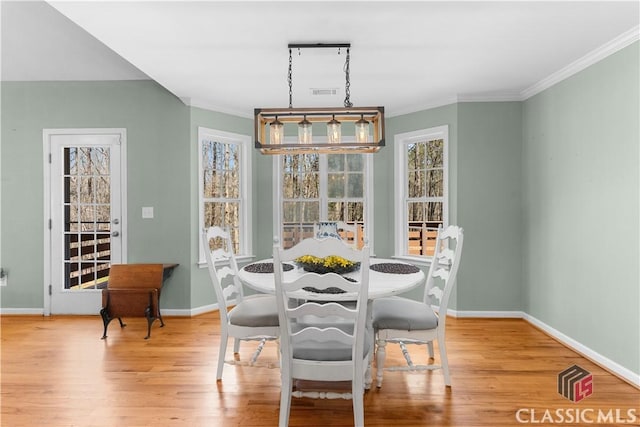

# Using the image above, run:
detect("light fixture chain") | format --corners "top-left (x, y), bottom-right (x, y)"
top-left (344, 47), bottom-right (352, 108)
top-left (288, 48), bottom-right (293, 108)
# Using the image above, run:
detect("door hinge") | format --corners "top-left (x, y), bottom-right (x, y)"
top-left (48, 219), bottom-right (52, 230)
top-left (48, 284), bottom-right (52, 296)
top-left (49, 153), bottom-right (52, 163)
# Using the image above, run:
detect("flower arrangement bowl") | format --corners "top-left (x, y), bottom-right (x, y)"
top-left (295, 255), bottom-right (360, 275)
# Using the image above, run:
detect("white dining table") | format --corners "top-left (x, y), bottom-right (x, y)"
top-left (238, 257), bottom-right (425, 389)
top-left (238, 257), bottom-right (425, 301)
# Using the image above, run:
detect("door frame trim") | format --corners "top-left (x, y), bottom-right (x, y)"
top-left (43, 128), bottom-right (128, 316)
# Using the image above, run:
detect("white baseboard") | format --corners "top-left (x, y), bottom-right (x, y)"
top-left (451, 309), bottom-right (640, 388)
top-left (0, 305), bottom-right (220, 317)
top-left (161, 303), bottom-right (219, 317)
top-left (522, 312), bottom-right (640, 388)
top-left (0, 308), bottom-right (45, 315)
top-left (448, 308), bottom-right (525, 318)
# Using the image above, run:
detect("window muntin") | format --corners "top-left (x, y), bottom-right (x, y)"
top-left (198, 127), bottom-right (251, 262)
top-left (277, 153), bottom-right (370, 250)
top-left (395, 126), bottom-right (448, 259)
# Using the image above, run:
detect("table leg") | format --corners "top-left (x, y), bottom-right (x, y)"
top-left (365, 300), bottom-right (373, 390)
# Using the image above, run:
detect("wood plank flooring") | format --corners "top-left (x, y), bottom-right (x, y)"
top-left (1, 314), bottom-right (638, 426)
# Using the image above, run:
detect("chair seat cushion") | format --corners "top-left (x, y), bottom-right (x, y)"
top-left (372, 297), bottom-right (438, 331)
top-left (228, 294), bottom-right (279, 327)
top-left (291, 324), bottom-right (372, 362)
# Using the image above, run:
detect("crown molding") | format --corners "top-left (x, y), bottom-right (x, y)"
top-left (182, 96), bottom-right (253, 119)
top-left (457, 92), bottom-right (524, 103)
top-left (385, 96), bottom-right (459, 118)
top-left (521, 25), bottom-right (640, 100)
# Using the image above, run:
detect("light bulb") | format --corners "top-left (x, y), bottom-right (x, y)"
top-left (355, 114), bottom-right (369, 143)
top-left (270, 116), bottom-right (284, 145)
top-left (298, 116), bottom-right (312, 144)
top-left (327, 115), bottom-right (341, 144)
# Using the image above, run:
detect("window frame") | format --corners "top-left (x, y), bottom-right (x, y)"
top-left (197, 126), bottom-right (252, 265)
top-left (273, 153), bottom-right (374, 251)
top-left (394, 125), bottom-right (449, 263)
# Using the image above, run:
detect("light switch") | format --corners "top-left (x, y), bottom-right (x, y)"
top-left (142, 206), bottom-right (154, 219)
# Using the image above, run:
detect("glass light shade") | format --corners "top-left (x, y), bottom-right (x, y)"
top-left (327, 115), bottom-right (341, 144)
top-left (355, 115), bottom-right (369, 143)
top-left (270, 117), bottom-right (284, 145)
top-left (298, 116), bottom-right (312, 144)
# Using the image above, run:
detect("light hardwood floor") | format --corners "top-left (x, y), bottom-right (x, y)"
top-left (1, 314), bottom-right (638, 426)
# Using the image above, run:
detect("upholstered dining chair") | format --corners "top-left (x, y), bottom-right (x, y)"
top-left (202, 226), bottom-right (279, 381)
top-left (372, 225), bottom-right (464, 388)
top-left (273, 237), bottom-right (371, 427)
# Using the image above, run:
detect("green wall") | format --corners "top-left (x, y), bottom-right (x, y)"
top-left (384, 103), bottom-right (524, 312)
top-left (522, 42), bottom-right (639, 373)
top-left (457, 102), bottom-right (523, 311)
top-left (1, 80), bottom-right (191, 309)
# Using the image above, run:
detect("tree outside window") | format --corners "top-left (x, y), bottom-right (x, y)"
top-left (198, 127), bottom-right (251, 261)
top-left (278, 152), bottom-right (369, 249)
top-left (395, 126), bottom-right (448, 258)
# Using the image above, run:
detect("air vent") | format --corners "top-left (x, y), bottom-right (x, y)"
top-left (310, 88), bottom-right (339, 96)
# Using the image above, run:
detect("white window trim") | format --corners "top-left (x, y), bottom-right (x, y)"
top-left (393, 125), bottom-right (449, 262)
top-left (272, 153), bottom-right (375, 251)
top-left (197, 127), bottom-right (252, 266)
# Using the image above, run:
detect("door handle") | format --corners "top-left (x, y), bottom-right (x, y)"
top-left (112, 231), bottom-right (120, 237)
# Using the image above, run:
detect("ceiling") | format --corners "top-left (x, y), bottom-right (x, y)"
top-left (2, 1), bottom-right (638, 118)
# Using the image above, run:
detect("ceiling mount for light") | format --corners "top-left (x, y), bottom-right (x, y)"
top-left (255, 43), bottom-right (385, 154)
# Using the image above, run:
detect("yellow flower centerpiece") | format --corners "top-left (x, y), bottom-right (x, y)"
top-left (295, 254), bottom-right (360, 274)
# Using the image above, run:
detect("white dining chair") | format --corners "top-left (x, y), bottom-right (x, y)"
top-left (372, 225), bottom-right (464, 388)
top-left (202, 226), bottom-right (279, 381)
top-left (273, 237), bottom-right (371, 427)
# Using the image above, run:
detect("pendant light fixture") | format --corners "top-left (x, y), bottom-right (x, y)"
top-left (255, 43), bottom-right (385, 154)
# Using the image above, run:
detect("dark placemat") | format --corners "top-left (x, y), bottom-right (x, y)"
top-left (244, 262), bottom-right (294, 273)
top-left (303, 286), bottom-right (347, 294)
top-left (303, 277), bottom-right (355, 294)
top-left (370, 263), bottom-right (420, 274)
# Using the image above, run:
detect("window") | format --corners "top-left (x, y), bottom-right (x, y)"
top-left (275, 153), bottom-right (372, 250)
top-left (394, 125), bottom-right (448, 259)
top-left (198, 127), bottom-right (252, 263)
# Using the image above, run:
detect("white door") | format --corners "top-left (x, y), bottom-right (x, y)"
top-left (45, 129), bottom-right (127, 314)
